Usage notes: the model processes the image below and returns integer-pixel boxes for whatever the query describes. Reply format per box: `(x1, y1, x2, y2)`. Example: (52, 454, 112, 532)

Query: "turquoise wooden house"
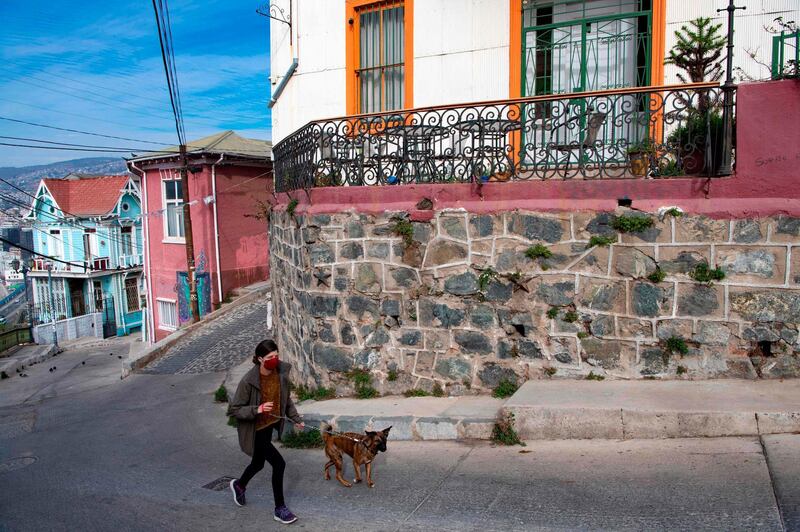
(25, 174, 144, 338)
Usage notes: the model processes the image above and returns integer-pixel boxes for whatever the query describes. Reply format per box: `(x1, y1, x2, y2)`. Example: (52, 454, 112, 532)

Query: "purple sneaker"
(230, 479, 246, 507)
(274, 505, 298, 524)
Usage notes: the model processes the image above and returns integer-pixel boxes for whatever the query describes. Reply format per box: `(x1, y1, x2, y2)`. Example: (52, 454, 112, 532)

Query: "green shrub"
(690, 262, 725, 284)
(404, 388, 430, 397)
(677, 365, 688, 375)
(432, 382, 446, 397)
(665, 336, 690, 356)
(587, 235, 617, 248)
(563, 311, 579, 323)
(348, 368, 379, 399)
(577, 331, 589, 339)
(477, 267, 498, 291)
(586, 371, 605, 381)
(492, 379, 519, 399)
(355, 385, 379, 399)
(648, 267, 667, 284)
(664, 207, 684, 217)
(392, 219, 414, 247)
(295, 385, 336, 402)
(611, 214, 654, 233)
(492, 412, 525, 446)
(387, 369, 398, 382)
(213, 385, 228, 403)
(525, 244, 553, 261)
(282, 429, 324, 449)
(286, 198, 299, 216)
(546, 307, 559, 319)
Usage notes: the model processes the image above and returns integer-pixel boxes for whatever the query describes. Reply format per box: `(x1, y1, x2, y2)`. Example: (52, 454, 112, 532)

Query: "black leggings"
(239, 426, 285, 508)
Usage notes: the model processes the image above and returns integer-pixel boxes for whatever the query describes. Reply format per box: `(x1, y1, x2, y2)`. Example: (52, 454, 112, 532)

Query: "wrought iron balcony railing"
(273, 82, 733, 192)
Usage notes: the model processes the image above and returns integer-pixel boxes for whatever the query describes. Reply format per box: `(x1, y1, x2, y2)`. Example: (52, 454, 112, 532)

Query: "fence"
(0, 326, 32, 354)
(772, 30, 800, 80)
(273, 82, 733, 191)
(32, 313, 103, 345)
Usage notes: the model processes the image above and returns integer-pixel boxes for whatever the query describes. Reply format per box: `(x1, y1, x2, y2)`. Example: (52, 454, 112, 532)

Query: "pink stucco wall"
(142, 162, 270, 342)
(275, 80, 800, 219)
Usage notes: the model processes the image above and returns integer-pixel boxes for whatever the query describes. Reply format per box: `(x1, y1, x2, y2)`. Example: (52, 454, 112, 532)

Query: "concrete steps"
(0, 344, 58, 378)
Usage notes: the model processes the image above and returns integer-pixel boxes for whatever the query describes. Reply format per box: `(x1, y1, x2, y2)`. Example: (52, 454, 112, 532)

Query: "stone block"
(577, 277, 626, 313)
(344, 219, 365, 239)
(618, 318, 653, 339)
(790, 247, 800, 285)
(638, 347, 669, 376)
(756, 412, 800, 435)
(613, 246, 657, 278)
(423, 239, 468, 268)
(367, 241, 390, 259)
(460, 418, 496, 440)
(493, 238, 529, 272)
(658, 246, 711, 277)
(419, 299, 465, 329)
(484, 281, 513, 303)
(313, 343, 353, 372)
(716, 245, 786, 284)
(656, 319, 693, 340)
(732, 219, 766, 243)
(619, 214, 671, 244)
(589, 314, 615, 337)
(478, 363, 519, 387)
(434, 357, 472, 380)
(425, 330, 451, 351)
(535, 277, 576, 307)
(630, 282, 673, 318)
(354, 263, 382, 294)
(385, 266, 419, 291)
(309, 243, 335, 265)
(575, 211, 617, 240)
(677, 283, 723, 318)
(566, 246, 610, 276)
(317, 321, 337, 343)
(469, 214, 495, 238)
(444, 272, 479, 296)
(340, 323, 356, 345)
(363, 327, 390, 347)
(339, 241, 364, 261)
(729, 288, 800, 322)
(346, 295, 380, 321)
(621, 411, 758, 439)
(581, 339, 635, 371)
(548, 336, 579, 365)
(509, 406, 624, 440)
(381, 299, 401, 317)
(453, 330, 493, 354)
(693, 321, 735, 346)
(413, 351, 436, 376)
(507, 212, 567, 243)
(675, 215, 729, 243)
(770, 216, 800, 243)
(470, 304, 496, 329)
(416, 417, 459, 440)
(309, 294, 340, 317)
(398, 330, 422, 347)
(440, 215, 468, 240)
(354, 348, 381, 369)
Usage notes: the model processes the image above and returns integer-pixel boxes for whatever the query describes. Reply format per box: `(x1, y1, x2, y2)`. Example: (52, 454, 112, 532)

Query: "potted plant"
(626, 139, 655, 176)
(667, 111, 726, 175)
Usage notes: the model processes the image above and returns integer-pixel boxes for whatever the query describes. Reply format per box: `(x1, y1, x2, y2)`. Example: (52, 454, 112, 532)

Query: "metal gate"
(102, 296, 117, 338)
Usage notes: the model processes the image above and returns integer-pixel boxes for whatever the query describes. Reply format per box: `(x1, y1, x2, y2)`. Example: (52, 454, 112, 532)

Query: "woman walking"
(227, 339, 304, 524)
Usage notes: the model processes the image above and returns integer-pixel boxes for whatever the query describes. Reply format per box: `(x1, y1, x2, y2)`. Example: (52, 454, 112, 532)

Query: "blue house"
(25, 174, 144, 338)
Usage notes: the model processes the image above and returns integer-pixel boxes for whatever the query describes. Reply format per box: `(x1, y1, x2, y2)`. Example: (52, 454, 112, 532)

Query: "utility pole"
(47, 263, 58, 349)
(717, 0, 745, 176)
(179, 144, 200, 323)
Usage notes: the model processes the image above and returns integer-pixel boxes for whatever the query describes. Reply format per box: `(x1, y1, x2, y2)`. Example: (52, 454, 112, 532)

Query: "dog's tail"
(321, 422, 332, 443)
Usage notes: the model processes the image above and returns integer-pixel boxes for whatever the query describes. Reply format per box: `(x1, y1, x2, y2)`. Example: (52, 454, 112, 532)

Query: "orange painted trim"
(651, 0, 667, 87)
(509, 0, 522, 99)
(345, 0, 413, 115)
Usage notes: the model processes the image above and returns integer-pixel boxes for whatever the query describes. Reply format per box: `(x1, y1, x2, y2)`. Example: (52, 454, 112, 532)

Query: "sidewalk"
(0, 343, 57, 378)
(225, 356, 800, 441)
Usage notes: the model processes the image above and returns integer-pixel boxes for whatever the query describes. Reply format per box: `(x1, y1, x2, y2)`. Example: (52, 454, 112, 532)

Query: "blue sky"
(0, 0, 271, 166)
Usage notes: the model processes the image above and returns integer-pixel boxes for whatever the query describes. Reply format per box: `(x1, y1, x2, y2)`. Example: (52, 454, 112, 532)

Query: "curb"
(123, 282, 271, 378)
(293, 410, 498, 441)
(0, 344, 58, 378)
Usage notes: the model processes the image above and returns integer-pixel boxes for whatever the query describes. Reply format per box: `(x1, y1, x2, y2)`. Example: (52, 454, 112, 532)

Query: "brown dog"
(322, 423, 391, 488)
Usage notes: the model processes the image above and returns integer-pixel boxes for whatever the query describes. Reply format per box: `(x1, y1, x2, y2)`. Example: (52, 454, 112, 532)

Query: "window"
(163, 180, 184, 239)
(157, 299, 178, 330)
(121, 226, 133, 256)
(48, 230, 63, 259)
(125, 276, 140, 313)
(355, 1, 405, 113)
(83, 229, 98, 261)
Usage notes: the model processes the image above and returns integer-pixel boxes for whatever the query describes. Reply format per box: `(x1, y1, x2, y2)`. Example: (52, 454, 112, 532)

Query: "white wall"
(664, 0, 799, 83)
(269, 1, 799, 141)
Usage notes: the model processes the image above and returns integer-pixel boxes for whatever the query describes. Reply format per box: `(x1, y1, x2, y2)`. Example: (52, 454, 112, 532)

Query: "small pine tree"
(666, 17, 726, 84)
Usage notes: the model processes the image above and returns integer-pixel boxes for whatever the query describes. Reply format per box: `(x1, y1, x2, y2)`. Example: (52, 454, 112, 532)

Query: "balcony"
(32, 257, 111, 274)
(117, 254, 143, 269)
(273, 82, 733, 192)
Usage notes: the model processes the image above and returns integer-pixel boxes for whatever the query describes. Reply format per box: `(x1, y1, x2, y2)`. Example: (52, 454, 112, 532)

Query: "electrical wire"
(0, 236, 96, 270)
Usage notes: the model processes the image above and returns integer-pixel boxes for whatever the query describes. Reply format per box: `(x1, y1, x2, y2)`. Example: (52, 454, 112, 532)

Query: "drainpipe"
(267, 58, 298, 109)
(128, 160, 154, 344)
(211, 154, 224, 305)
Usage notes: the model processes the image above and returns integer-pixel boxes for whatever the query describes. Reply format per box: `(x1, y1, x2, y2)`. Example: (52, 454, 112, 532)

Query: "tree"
(666, 17, 726, 83)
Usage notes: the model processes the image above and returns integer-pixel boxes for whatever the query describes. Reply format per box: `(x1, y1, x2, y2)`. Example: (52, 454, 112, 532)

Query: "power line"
(0, 115, 168, 146)
(0, 135, 170, 154)
(0, 236, 97, 271)
(152, 0, 185, 146)
(0, 142, 134, 153)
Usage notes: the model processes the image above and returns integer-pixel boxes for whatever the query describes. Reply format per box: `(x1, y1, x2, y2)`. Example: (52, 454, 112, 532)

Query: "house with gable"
(25, 174, 144, 340)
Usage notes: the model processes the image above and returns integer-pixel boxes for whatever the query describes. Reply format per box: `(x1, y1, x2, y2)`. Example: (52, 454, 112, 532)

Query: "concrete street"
(1, 338, 798, 531)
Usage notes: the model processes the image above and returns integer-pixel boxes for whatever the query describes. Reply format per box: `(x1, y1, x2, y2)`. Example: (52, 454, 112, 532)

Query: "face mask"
(263, 356, 279, 370)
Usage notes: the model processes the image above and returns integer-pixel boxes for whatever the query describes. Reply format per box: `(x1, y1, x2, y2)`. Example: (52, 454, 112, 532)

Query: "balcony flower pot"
(668, 111, 727, 175)
(626, 140, 655, 177)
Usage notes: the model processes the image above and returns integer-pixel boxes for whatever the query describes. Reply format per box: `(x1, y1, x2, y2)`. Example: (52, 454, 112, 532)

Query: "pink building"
(127, 131, 272, 343)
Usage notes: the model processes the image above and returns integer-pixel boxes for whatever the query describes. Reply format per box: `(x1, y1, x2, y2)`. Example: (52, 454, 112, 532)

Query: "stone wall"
(269, 207, 800, 394)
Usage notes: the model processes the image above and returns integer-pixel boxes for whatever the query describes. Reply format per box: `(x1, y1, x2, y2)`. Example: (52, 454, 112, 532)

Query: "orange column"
(509, 0, 523, 166)
(651, 0, 667, 143)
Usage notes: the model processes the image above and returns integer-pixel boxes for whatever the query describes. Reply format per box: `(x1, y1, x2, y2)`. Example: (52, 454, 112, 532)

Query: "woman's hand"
(257, 402, 274, 414)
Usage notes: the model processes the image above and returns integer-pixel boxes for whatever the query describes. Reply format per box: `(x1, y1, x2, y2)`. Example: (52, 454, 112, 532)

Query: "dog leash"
(265, 413, 367, 446)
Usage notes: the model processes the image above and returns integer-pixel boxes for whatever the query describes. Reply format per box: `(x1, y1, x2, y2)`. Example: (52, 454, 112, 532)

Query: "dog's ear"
(365, 431, 377, 437)
(382, 426, 392, 435)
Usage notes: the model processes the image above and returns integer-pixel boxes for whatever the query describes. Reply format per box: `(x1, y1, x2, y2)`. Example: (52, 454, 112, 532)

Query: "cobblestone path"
(141, 297, 271, 374)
